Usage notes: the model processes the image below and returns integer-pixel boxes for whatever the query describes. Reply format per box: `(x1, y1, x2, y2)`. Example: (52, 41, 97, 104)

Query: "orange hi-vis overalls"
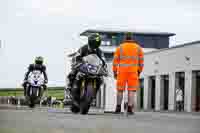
(112, 40, 144, 91)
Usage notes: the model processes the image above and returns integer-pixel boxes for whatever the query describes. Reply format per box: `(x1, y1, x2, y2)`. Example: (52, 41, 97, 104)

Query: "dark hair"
(125, 32, 133, 40)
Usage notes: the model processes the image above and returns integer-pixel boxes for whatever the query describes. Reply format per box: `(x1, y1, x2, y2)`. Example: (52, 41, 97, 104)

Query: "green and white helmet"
(88, 33, 101, 50)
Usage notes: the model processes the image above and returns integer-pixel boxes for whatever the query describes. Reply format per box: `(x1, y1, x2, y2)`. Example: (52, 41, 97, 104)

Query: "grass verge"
(0, 87, 65, 100)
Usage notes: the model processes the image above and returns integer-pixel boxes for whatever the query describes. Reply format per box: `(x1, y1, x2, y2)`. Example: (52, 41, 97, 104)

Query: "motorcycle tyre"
(28, 87, 38, 108)
(80, 99, 91, 115)
(80, 83, 94, 115)
(70, 103, 80, 114)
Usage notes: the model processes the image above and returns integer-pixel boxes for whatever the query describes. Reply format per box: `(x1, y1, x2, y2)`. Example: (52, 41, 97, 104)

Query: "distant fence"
(0, 96, 66, 108)
(0, 87, 73, 107)
(0, 96, 26, 105)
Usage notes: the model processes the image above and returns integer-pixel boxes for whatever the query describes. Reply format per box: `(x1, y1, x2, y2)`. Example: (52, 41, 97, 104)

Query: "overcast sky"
(0, 0, 200, 88)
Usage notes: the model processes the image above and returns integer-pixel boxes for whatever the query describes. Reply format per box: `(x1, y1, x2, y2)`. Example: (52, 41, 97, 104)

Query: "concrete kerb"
(103, 109, 200, 116)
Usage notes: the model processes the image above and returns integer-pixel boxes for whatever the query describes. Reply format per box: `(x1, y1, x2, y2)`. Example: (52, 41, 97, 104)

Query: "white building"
(140, 41, 200, 112)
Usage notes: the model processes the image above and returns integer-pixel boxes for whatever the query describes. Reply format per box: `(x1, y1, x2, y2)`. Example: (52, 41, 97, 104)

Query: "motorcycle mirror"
(67, 52, 77, 57)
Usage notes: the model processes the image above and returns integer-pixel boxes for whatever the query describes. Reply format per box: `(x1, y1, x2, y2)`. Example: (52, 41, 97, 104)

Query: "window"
(101, 41, 106, 46)
(101, 40, 112, 46)
(100, 34, 118, 46)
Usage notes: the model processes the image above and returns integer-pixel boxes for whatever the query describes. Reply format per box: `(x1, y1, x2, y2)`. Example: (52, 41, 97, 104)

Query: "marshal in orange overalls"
(112, 40, 144, 91)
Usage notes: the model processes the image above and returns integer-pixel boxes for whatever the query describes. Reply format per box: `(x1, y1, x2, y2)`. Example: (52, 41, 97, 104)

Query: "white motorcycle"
(25, 70, 45, 108)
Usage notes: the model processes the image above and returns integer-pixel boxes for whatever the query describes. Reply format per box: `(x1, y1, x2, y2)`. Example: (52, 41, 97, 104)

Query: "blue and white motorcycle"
(25, 70, 45, 108)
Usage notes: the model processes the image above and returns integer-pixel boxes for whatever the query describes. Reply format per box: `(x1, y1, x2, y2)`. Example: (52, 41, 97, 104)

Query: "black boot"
(114, 105, 121, 114)
(23, 83, 27, 96)
(127, 105, 134, 115)
(70, 102, 80, 113)
(24, 87, 26, 96)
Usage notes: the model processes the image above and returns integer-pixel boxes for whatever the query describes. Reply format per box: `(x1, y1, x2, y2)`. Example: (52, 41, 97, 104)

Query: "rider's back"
(28, 64, 46, 72)
(78, 44, 102, 57)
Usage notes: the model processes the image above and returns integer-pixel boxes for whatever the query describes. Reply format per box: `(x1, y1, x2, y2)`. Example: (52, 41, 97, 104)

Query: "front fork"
(80, 79, 97, 99)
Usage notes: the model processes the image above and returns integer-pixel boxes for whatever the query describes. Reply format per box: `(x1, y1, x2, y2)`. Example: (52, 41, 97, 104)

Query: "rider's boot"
(127, 105, 134, 115)
(114, 105, 121, 114)
(24, 87, 26, 97)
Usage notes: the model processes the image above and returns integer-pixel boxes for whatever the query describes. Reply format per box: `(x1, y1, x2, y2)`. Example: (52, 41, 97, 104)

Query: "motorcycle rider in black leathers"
(66, 33, 107, 112)
(23, 56, 48, 97)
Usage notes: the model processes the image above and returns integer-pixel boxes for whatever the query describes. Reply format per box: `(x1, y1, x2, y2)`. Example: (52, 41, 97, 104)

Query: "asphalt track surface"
(0, 105, 200, 133)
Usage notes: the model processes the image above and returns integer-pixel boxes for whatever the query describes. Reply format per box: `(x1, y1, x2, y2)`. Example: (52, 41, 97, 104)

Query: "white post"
(191, 72, 197, 112)
(160, 77, 165, 110)
(17, 98, 20, 106)
(169, 72, 176, 111)
(104, 63, 117, 112)
(155, 75, 161, 111)
(144, 76, 151, 110)
(104, 76, 117, 112)
(184, 70, 193, 112)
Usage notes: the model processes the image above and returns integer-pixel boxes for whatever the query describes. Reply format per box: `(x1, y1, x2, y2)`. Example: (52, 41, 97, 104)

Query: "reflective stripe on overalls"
(113, 45, 143, 67)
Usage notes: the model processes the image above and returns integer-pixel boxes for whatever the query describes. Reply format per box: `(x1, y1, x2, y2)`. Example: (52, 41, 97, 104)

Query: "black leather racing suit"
(23, 64, 48, 96)
(67, 44, 106, 102)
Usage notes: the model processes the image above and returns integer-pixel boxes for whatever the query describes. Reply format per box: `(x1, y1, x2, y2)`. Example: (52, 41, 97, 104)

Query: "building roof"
(145, 40, 200, 55)
(80, 29, 175, 37)
(100, 46, 158, 54)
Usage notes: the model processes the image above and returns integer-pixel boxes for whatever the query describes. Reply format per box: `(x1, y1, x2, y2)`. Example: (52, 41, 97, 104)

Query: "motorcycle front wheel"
(80, 81, 95, 115)
(70, 103, 80, 113)
(28, 87, 40, 108)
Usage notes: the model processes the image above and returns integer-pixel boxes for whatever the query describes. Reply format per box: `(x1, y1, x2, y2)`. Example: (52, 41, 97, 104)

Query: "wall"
(140, 42, 200, 77)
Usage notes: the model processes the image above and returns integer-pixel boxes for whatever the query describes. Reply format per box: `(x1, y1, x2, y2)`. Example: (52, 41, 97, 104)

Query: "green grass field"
(0, 87, 65, 100)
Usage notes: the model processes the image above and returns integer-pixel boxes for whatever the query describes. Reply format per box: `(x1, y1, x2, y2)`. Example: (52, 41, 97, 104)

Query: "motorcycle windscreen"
(82, 54, 103, 74)
(82, 54, 103, 66)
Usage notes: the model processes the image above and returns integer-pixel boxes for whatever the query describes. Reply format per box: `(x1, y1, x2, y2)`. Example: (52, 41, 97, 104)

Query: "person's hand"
(103, 63, 108, 68)
(138, 71, 141, 77)
(114, 72, 117, 80)
(22, 80, 27, 85)
(44, 80, 48, 84)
